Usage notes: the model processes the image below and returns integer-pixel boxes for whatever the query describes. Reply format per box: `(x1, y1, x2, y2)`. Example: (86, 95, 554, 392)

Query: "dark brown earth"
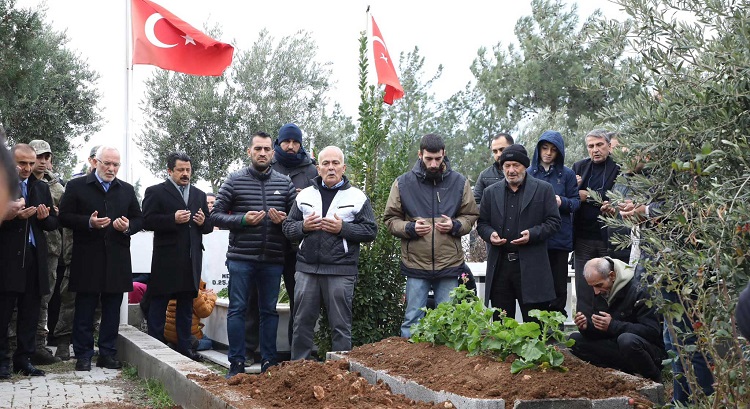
(190, 337, 654, 408)
(349, 337, 651, 401)
(190, 358, 450, 408)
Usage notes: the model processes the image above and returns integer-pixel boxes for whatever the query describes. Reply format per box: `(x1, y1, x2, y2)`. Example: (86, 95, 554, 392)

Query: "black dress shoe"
(31, 347, 62, 365)
(96, 355, 122, 369)
(14, 362, 45, 376)
(0, 364, 10, 379)
(75, 358, 92, 371)
(183, 349, 204, 362)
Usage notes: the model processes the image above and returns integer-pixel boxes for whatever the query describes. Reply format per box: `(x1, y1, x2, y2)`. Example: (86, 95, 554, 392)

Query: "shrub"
(410, 283, 572, 374)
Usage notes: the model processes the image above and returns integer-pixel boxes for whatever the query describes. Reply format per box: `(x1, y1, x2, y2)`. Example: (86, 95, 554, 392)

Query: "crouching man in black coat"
(569, 257, 666, 382)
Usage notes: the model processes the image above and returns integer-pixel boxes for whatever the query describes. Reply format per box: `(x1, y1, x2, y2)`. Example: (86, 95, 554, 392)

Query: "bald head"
(317, 146, 346, 188)
(583, 257, 616, 296)
(583, 258, 612, 280)
(318, 146, 345, 163)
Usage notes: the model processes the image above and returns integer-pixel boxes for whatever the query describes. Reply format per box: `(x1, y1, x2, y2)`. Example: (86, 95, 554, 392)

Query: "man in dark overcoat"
(142, 152, 212, 361)
(58, 146, 143, 371)
(476, 144, 561, 322)
(0, 144, 58, 378)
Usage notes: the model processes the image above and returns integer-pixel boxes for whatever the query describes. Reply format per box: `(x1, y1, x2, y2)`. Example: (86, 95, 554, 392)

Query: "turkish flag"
(131, 0, 234, 76)
(371, 16, 404, 105)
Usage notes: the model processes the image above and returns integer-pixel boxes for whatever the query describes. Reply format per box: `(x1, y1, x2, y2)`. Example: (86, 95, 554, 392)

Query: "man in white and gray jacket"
(282, 146, 377, 360)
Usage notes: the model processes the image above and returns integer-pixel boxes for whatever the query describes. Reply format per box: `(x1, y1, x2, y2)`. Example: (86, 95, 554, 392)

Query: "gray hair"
(583, 257, 612, 280)
(584, 129, 611, 144)
(95, 146, 120, 160)
(318, 146, 345, 164)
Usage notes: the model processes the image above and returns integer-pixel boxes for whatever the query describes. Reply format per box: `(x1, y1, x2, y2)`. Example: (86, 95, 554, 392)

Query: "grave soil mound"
(190, 358, 450, 408)
(190, 337, 653, 408)
(349, 337, 651, 402)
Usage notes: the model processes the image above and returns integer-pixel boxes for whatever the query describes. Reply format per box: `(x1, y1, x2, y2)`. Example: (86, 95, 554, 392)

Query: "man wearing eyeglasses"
(473, 133, 514, 205)
(58, 146, 143, 372)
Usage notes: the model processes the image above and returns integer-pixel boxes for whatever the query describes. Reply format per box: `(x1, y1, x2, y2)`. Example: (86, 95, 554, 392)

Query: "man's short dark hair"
(419, 133, 445, 153)
(166, 152, 191, 171)
(10, 143, 35, 157)
(250, 131, 272, 147)
(206, 192, 216, 198)
(493, 133, 514, 145)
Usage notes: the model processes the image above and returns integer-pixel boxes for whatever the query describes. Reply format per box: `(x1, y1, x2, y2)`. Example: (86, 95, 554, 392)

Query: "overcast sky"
(15, 0, 627, 192)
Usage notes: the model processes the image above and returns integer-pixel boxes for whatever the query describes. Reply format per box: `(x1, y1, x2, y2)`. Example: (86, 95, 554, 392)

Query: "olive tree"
(0, 0, 102, 174)
(594, 0, 750, 405)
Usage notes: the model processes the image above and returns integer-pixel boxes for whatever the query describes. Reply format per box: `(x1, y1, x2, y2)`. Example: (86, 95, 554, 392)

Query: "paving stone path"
(0, 361, 131, 409)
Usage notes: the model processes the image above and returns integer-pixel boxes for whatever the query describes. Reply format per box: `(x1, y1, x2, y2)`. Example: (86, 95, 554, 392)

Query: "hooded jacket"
(528, 131, 580, 251)
(580, 257, 663, 347)
(384, 158, 479, 279)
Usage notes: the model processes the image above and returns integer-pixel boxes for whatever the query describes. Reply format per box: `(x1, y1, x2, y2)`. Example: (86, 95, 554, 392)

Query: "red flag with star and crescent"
(371, 16, 404, 104)
(131, 0, 234, 76)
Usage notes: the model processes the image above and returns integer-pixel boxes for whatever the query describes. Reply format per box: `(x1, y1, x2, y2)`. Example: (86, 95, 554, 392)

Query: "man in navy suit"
(142, 152, 212, 361)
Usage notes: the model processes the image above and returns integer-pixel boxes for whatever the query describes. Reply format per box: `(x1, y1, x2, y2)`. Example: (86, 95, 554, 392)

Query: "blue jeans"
(401, 277, 456, 338)
(196, 336, 213, 351)
(662, 290, 714, 404)
(663, 321, 714, 404)
(226, 260, 282, 365)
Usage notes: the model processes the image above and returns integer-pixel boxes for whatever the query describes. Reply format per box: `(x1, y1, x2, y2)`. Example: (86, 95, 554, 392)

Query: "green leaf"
(511, 359, 535, 374)
(515, 322, 541, 338)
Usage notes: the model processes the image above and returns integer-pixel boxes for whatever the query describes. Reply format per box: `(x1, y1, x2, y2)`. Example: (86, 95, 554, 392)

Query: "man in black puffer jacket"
(245, 123, 318, 358)
(210, 132, 296, 378)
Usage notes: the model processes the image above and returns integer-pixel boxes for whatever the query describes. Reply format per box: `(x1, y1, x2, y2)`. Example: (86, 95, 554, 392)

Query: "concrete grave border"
(327, 351, 664, 409)
(117, 324, 237, 409)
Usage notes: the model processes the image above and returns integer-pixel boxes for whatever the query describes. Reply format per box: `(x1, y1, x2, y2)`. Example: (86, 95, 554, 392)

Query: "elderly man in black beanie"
(476, 144, 561, 322)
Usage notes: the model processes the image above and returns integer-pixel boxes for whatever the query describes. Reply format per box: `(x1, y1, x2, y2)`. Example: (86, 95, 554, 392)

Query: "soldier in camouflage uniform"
(27, 140, 65, 365)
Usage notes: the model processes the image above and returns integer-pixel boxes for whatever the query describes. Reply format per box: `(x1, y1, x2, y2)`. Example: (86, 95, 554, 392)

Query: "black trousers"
(573, 238, 609, 317)
(148, 292, 194, 353)
(569, 332, 665, 381)
(547, 249, 570, 317)
(72, 291, 122, 360)
(0, 246, 41, 367)
(490, 256, 548, 323)
(245, 251, 296, 354)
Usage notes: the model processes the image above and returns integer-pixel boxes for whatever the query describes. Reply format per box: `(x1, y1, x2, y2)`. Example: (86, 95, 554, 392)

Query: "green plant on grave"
(410, 283, 573, 374)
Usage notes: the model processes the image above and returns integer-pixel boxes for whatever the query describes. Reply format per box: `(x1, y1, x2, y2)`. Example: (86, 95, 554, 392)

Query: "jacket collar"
(311, 175, 351, 191)
(247, 165, 272, 181)
(86, 171, 120, 192)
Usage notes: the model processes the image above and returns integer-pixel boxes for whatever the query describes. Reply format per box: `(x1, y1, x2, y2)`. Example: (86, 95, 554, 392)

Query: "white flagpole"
(121, 0, 133, 325)
(124, 0, 133, 184)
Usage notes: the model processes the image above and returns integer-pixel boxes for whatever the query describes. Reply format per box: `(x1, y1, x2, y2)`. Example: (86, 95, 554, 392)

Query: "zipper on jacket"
(260, 179, 268, 257)
(431, 179, 436, 274)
